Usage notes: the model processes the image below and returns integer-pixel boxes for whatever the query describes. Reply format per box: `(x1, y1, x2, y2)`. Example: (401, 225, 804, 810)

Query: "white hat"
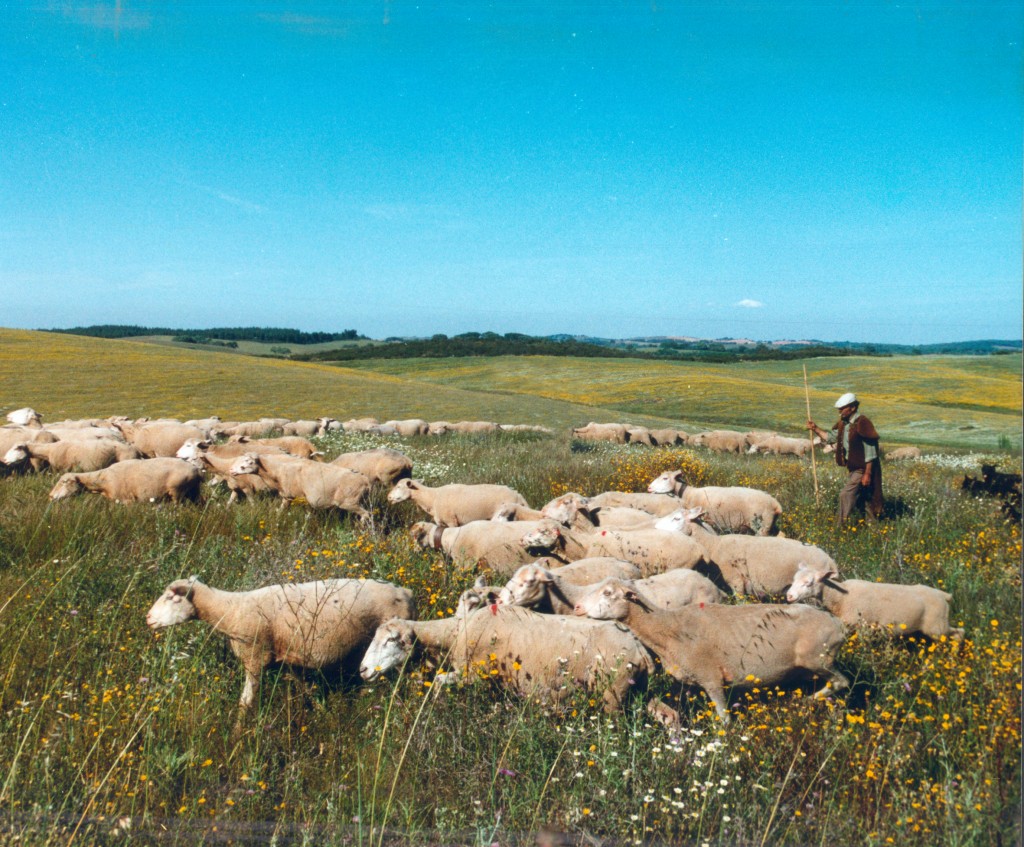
(835, 392, 858, 408)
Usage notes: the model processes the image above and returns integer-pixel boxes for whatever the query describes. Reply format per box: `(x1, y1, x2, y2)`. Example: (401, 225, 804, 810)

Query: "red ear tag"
(699, 602, 705, 609)
(489, 603, 499, 615)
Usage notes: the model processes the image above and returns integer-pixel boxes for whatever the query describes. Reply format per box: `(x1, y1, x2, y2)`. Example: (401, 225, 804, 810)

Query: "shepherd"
(808, 392, 884, 525)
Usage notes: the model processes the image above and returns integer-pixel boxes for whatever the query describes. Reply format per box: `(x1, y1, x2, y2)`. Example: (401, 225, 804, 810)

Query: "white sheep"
(573, 578, 850, 723)
(146, 576, 415, 714)
(647, 470, 782, 535)
(586, 490, 684, 517)
(358, 606, 653, 713)
(785, 565, 965, 640)
(229, 453, 372, 518)
(182, 449, 274, 503)
(688, 430, 748, 453)
(113, 421, 207, 458)
(491, 502, 547, 521)
(5, 407, 42, 426)
(382, 418, 430, 437)
(410, 519, 566, 576)
(48, 458, 202, 503)
(541, 492, 659, 531)
(388, 479, 530, 527)
(3, 438, 141, 473)
(746, 435, 813, 457)
(885, 446, 923, 460)
(227, 435, 321, 459)
(330, 448, 413, 487)
(656, 507, 840, 597)
(500, 563, 721, 615)
(570, 422, 630, 444)
(454, 576, 504, 617)
(551, 526, 706, 576)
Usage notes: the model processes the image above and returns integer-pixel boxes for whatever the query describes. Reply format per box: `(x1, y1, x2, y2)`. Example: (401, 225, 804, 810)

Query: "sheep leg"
(239, 672, 260, 711)
(697, 678, 730, 723)
(811, 669, 850, 699)
(646, 697, 681, 728)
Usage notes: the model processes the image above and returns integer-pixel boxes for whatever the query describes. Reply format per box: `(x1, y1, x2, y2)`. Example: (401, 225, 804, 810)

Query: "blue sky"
(2, 2, 1021, 344)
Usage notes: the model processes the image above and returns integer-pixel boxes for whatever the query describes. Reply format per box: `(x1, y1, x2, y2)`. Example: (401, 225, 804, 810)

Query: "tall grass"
(0, 430, 1019, 845)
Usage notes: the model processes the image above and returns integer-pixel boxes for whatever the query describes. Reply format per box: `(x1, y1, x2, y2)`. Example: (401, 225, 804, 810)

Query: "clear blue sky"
(3, 2, 1021, 344)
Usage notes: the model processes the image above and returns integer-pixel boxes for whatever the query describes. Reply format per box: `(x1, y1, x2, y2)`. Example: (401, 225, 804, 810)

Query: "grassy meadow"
(0, 329, 1020, 845)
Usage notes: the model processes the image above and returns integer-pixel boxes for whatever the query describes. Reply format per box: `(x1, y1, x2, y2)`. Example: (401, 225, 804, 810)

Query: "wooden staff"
(803, 365, 819, 502)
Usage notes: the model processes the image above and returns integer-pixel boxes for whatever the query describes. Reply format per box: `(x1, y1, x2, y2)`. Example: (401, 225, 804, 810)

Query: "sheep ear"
(822, 569, 840, 582)
(473, 575, 488, 589)
(537, 569, 554, 583)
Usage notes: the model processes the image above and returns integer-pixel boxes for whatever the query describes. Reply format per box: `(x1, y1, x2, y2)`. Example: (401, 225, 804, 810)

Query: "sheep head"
(146, 577, 200, 631)
(785, 566, 840, 604)
(49, 474, 85, 500)
(387, 478, 418, 504)
(359, 619, 415, 680)
(573, 579, 644, 620)
(647, 469, 686, 495)
(499, 564, 555, 607)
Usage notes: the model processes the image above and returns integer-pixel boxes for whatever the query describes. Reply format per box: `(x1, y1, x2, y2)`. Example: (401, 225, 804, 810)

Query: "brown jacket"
(833, 413, 883, 516)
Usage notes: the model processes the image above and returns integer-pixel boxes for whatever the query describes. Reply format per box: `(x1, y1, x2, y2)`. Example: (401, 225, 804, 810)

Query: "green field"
(0, 327, 1020, 844)
(2, 329, 1021, 450)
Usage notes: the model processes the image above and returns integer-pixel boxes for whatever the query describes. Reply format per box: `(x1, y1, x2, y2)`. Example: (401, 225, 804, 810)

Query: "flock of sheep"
(3, 406, 952, 729)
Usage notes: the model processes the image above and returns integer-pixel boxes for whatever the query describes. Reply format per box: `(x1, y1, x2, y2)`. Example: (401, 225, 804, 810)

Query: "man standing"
(808, 392, 883, 524)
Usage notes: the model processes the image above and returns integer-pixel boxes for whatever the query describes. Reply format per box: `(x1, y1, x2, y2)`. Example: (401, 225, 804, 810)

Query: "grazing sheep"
(388, 479, 530, 527)
(661, 507, 840, 597)
(410, 519, 567, 575)
(229, 453, 372, 518)
(183, 450, 276, 503)
(747, 435, 813, 458)
(176, 438, 289, 462)
(5, 407, 41, 427)
(455, 576, 504, 617)
(541, 492, 658, 531)
(517, 524, 592, 563)
(500, 563, 721, 616)
(556, 526, 707, 576)
(649, 428, 689, 446)
(219, 420, 282, 438)
(491, 502, 547, 521)
(573, 579, 850, 723)
(647, 470, 782, 535)
(447, 420, 500, 434)
(688, 430, 748, 454)
(146, 576, 415, 714)
(48, 458, 202, 504)
(586, 490, 684, 517)
(358, 606, 653, 713)
(228, 435, 321, 459)
(281, 418, 335, 437)
(342, 417, 381, 432)
(3, 438, 141, 473)
(570, 422, 629, 444)
(885, 446, 923, 460)
(785, 566, 964, 640)
(382, 419, 430, 437)
(625, 426, 655, 446)
(330, 448, 413, 487)
(0, 426, 59, 459)
(113, 421, 207, 458)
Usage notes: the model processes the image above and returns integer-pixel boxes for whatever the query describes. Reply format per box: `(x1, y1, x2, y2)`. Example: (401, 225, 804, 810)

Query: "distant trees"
(49, 326, 366, 344)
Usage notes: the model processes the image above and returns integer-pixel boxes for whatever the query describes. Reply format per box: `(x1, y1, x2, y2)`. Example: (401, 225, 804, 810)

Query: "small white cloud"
(736, 299, 765, 308)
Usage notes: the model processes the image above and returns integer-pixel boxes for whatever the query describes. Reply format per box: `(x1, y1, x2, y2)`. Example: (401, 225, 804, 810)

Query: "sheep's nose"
(572, 604, 586, 616)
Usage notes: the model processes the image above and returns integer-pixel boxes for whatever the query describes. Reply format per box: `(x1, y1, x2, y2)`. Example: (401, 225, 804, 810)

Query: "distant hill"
(44, 325, 1021, 362)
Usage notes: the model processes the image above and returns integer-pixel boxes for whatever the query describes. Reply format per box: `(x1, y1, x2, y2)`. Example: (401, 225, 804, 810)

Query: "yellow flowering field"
(0, 331, 1018, 845)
